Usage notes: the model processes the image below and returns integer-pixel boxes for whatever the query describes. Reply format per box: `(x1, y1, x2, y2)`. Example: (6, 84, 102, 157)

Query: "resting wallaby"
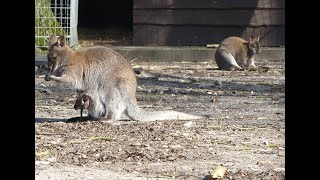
(214, 36, 261, 71)
(45, 34, 204, 121)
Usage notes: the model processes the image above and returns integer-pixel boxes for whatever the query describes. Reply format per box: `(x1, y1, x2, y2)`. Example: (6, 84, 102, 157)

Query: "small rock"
(47, 157, 56, 162)
(271, 95, 280, 101)
(214, 80, 223, 86)
(67, 98, 76, 103)
(257, 160, 271, 165)
(258, 66, 270, 72)
(49, 99, 57, 103)
(139, 70, 158, 79)
(178, 79, 188, 83)
(42, 89, 53, 95)
(147, 89, 161, 94)
(261, 139, 269, 146)
(191, 78, 199, 83)
(95, 154, 100, 158)
(178, 88, 190, 94)
(198, 84, 211, 89)
(241, 141, 251, 144)
(273, 167, 285, 172)
(248, 67, 259, 71)
(207, 91, 213, 95)
(153, 89, 161, 94)
(169, 144, 184, 149)
(166, 87, 178, 94)
(167, 156, 175, 161)
(184, 121, 194, 128)
(40, 83, 46, 88)
(56, 97, 65, 102)
(35, 161, 50, 165)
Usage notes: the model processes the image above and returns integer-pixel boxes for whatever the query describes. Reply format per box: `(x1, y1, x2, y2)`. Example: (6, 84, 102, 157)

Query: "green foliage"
(35, 0, 67, 47)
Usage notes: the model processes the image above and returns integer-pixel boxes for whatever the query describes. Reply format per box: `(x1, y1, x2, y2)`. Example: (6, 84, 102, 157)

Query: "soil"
(77, 27, 133, 47)
(35, 56, 285, 179)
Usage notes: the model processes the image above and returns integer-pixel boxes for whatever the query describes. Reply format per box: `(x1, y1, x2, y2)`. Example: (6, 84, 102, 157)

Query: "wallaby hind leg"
(105, 97, 126, 121)
(86, 97, 107, 119)
(216, 49, 242, 71)
(106, 107, 123, 121)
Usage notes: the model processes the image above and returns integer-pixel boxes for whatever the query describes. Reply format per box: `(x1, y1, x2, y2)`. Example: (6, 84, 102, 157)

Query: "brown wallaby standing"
(46, 34, 204, 121)
(214, 36, 261, 71)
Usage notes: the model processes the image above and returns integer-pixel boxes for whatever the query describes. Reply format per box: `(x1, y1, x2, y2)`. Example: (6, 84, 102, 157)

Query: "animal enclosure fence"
(35, 0, 78, 49)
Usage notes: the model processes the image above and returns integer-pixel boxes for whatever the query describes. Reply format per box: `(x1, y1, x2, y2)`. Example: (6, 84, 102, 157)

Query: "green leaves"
(35, 0, 67, 47)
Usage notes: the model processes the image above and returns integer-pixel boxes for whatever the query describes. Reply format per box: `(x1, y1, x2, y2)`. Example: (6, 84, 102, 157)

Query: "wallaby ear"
(82, 94, 90, 108)
(249, 36, 260, 43)
(249, 36, 253, 43)
(256, 36, 260, 42)
(82, 94, 88, 102)
(83, 98, 90, 108)
(49, 34, 57, 46)
(57, 36, 66, 47)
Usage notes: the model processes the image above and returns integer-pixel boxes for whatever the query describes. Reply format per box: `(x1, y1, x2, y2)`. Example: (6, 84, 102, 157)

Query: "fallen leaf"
(36, 150, 50, 157)
(210, 165, 226, 179)
(89, 136, 113, 141)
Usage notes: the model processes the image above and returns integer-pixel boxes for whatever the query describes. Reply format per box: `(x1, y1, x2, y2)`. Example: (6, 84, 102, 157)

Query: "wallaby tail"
(126, 105, 205, 122)
(215, 48, 242, 70)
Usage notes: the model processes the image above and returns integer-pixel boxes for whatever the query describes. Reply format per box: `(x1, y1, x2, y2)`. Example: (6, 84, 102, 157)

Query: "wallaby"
(214, 36, 261, 71)
(73, 90, 106, 120)
(45, 34, 205, 121)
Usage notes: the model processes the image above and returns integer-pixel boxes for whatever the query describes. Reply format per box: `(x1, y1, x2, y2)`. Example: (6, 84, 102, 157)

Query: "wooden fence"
(133, 0, 285, 46)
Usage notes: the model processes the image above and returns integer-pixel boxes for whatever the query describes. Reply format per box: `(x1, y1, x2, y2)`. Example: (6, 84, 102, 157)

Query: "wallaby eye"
(48, 54, 57, 61)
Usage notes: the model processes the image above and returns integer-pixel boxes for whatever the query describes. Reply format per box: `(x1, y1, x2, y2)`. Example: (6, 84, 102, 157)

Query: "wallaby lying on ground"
(45, 34, 205, 121)
(214, 36, 261, 71)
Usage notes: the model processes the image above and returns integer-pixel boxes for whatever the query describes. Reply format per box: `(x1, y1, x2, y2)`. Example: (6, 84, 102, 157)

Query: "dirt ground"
(35, 53, 285, 179)
(35, 27, 285, 179)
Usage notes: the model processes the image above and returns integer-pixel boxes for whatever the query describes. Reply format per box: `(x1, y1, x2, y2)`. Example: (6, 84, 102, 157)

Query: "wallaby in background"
(214, 36, 261, 71)
(45, 34, 205, 121)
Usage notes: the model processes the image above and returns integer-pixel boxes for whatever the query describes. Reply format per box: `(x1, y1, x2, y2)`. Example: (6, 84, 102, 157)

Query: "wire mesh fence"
(35, 0, 78, 49)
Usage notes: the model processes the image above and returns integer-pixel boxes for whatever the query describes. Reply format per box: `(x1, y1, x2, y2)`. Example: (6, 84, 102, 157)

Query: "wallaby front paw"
(44, 75, 51, 81)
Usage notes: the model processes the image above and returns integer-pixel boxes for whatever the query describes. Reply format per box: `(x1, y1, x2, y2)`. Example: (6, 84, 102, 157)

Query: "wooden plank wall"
(133, 0, 285, 46)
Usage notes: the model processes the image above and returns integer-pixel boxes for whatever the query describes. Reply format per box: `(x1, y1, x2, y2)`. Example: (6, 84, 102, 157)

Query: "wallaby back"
(215, 36, 261, 71)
